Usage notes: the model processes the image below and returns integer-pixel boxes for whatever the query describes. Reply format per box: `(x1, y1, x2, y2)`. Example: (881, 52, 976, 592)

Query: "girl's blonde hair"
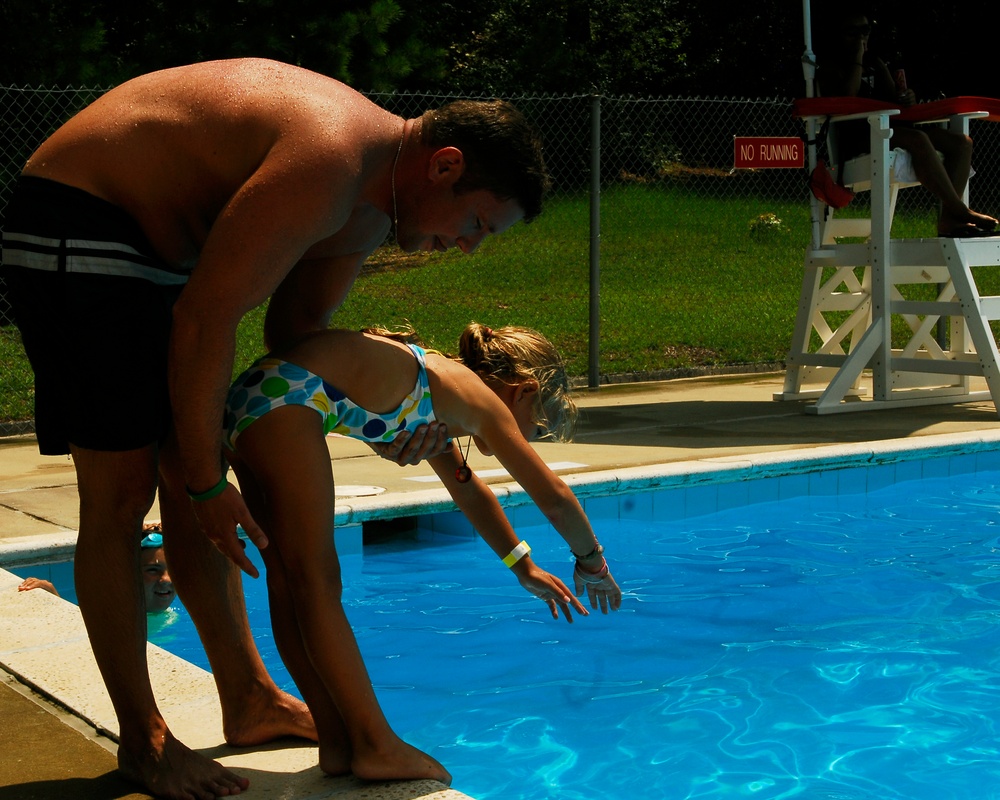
(362, 322, 577, 442)
(458, 322, 577, 442)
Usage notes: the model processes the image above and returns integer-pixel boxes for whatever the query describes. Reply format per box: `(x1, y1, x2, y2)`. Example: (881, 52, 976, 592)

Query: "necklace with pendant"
(456, 436, 473, 483)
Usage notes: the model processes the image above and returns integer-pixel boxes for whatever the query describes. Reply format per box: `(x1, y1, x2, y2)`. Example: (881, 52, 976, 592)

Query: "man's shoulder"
(131, 58, 369, 109)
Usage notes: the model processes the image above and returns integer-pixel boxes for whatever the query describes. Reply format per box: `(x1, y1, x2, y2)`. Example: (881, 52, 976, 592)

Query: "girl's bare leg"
(235, 408, 452, 785)
(228, 454, 353, 775)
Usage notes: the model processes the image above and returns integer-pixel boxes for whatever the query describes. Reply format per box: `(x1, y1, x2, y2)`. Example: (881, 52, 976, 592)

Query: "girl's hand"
(574, 565, 623, 614)
(516, 565, 589, 623)
(18, 577, 58, 596)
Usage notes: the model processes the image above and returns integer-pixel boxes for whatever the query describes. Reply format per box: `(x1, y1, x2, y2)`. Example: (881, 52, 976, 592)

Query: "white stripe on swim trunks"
(2, 232, 189, 286)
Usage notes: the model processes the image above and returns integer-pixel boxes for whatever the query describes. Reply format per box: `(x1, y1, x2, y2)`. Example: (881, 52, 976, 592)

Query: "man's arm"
(264, 253, 367, 351)
(265, 251, 451, 463)
(168, 290, 267, 575)
(168, 155, 362, 573)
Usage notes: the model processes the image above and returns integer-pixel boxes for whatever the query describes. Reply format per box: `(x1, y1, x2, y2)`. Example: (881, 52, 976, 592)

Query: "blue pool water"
(19, 462, 1000, 799)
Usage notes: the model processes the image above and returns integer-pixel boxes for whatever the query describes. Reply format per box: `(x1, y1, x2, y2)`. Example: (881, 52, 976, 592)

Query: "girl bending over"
(223, 322, 621, 786)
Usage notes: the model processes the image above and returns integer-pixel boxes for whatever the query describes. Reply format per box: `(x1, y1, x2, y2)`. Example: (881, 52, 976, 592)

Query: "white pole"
(801, 0, 823, 250)
(802, 0, 815, 98)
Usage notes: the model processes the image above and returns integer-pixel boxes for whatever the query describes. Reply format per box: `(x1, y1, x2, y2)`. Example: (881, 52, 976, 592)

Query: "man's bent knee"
(72, 444, 160, 523)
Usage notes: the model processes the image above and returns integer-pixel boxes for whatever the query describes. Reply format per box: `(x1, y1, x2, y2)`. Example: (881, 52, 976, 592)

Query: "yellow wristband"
(502, 540, 531, 568)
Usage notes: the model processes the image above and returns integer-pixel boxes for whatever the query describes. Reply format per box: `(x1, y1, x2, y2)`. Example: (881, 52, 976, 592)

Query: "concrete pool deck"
(2, 369, 1000, 799)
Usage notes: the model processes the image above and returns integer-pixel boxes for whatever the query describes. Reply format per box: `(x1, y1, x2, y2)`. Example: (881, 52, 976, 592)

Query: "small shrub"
(748, 212, 784, 239)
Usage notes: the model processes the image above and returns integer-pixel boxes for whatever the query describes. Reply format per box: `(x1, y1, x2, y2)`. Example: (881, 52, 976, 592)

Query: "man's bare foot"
(352, 739, 452, 786)
(223, 688, 318, 747)
(118, 728, 249, 799)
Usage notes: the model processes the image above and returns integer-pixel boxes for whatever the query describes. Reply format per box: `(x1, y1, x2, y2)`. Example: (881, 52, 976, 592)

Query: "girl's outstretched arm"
(474, 416, 623, 613)
(428, 360, 622, 612)
(429, 450, 587, 623)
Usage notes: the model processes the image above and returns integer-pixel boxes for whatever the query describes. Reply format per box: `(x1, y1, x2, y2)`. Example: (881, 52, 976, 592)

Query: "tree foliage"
(427, 0, 690, 95)
(0, 0, 446, 89)
(0, 0, 993, 100)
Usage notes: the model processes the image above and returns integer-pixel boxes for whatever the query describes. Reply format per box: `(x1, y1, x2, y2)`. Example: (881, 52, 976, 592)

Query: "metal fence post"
(588, 93, 601, 389)
(5, 88, 999, 431)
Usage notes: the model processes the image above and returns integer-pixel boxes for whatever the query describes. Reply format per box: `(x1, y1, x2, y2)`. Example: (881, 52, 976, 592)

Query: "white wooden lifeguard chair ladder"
(774, 1, 1000, 416)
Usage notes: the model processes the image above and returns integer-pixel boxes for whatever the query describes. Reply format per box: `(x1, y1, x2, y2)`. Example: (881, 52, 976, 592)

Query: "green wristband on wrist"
(186, 475, 229, 502)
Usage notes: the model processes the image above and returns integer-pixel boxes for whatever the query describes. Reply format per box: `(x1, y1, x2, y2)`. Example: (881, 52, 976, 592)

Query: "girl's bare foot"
(318, 741, 353, 777)
(352, 739, 452, 786)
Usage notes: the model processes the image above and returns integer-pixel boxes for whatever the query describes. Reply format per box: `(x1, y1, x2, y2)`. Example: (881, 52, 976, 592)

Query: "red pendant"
(456, 465, 472, 483)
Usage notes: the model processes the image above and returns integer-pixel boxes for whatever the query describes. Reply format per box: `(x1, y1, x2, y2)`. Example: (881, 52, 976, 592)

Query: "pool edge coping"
(5, 427, 1000, 566)
(5, 426, 1000, 800)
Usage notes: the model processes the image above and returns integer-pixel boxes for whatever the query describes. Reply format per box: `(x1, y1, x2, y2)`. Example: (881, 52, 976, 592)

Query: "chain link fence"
(3, 86, 999, 434)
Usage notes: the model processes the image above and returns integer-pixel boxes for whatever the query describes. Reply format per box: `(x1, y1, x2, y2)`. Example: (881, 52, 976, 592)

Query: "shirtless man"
(2, 58, 548, 799)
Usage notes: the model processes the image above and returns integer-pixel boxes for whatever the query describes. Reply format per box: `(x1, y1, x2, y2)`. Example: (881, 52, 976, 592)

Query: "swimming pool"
(15, 441, 1000, 799)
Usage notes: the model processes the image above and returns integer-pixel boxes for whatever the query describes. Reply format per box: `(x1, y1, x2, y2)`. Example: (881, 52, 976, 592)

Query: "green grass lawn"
(1, 182, 985, 426)
(323, 185, 812, 377)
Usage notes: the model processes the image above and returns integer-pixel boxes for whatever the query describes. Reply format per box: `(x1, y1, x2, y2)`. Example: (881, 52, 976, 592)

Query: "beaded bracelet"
(186, 475, 229, 502)
(574, 558, 610, 584)
(572, 542, 604, 561)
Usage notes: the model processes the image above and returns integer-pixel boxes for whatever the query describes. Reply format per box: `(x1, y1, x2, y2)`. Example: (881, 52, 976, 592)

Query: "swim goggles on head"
(140, 531, 163, 549)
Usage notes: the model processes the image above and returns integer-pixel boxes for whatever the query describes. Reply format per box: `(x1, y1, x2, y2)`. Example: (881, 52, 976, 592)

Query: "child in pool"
(223, 322, 622, 786)
(19, 522, 176, 614)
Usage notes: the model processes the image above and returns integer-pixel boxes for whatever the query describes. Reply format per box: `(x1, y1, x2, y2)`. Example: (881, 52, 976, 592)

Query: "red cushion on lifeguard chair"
(896, 96, 1000, 123)
(792, 96, 897, 118)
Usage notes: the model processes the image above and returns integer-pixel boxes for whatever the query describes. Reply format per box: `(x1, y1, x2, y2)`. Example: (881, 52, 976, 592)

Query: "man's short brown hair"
(422, 100, 551, 222)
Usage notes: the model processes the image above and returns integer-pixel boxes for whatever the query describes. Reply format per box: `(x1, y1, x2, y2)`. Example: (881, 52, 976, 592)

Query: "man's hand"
(368, 422, 451, 466)
(190, 483, 268, 578)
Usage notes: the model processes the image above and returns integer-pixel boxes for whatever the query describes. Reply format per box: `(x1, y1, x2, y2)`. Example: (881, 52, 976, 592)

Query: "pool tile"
(976, 450, 1000, 472)
(335, 523, 363, 555)
(836, 466, 868, 498)
(583, 494, 620, 521)
(865, 464, 896, 493)
(651, 488, 686, 522)
(947, 452, 979, 478)
(717, 478, 751, 511)
(507, 502, 548, 529)
(684, 483, 719, 518)
(426, 510, 476, 537)
(919, 455, 951, 481)
(619, 490, 654, 520)
(893, 459, 923, 485)
(777, 472, 810, 500)
(808, 469, 840, 497)
(747, 476, 781, 505)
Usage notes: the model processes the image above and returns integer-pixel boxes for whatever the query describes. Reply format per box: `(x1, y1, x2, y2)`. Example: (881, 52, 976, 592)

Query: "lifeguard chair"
(774, 1, 1000, 415)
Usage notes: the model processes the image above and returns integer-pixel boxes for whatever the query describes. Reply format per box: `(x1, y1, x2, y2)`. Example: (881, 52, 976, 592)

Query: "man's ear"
(427, 146, 466, 184)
